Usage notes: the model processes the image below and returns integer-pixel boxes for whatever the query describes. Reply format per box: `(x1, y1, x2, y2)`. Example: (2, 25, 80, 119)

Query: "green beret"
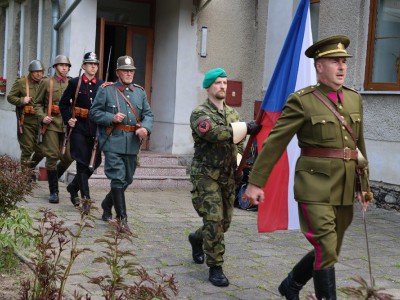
(305, 35, 352, 59)
(203, 68, 227, 88)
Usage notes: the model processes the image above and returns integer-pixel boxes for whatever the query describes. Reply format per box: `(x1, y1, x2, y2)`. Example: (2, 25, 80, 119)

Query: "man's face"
(207, 77, 228, 100)
(83, 63, 99, 77)
(315, 57, 347, 90)
(30, 70, 44, 82)
(54, 63, 70, 77)
(116, 69, 134, 85)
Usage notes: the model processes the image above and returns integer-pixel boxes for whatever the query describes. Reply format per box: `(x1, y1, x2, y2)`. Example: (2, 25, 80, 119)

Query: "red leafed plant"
(0, 77, 6, 85)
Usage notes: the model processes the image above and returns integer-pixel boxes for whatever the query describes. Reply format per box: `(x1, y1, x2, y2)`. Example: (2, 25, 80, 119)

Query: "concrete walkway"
(21, 181, 400, 299)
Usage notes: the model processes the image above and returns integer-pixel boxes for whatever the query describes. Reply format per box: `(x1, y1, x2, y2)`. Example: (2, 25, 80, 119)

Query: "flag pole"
(236, 108, 264, 177)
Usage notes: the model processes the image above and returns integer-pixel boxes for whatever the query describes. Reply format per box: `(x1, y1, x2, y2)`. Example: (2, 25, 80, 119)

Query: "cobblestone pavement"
(20, 181, 400, 299)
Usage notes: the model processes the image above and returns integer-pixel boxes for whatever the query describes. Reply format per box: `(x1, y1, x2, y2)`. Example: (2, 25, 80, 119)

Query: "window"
(365, 0, 400, 91)
(310, 0, 320, 42)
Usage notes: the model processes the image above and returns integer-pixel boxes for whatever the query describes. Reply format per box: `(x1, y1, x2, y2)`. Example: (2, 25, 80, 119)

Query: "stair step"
(94, 164, 187, 176)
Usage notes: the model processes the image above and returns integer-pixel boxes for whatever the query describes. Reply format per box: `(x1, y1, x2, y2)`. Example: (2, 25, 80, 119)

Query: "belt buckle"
(343, 147, 351, 161)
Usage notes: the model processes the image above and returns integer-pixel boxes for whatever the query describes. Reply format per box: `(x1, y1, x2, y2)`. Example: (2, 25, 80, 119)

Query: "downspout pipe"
(50, 0, 59, 75)
(37, 0, 43, 60)
(54, 0, 82, 30)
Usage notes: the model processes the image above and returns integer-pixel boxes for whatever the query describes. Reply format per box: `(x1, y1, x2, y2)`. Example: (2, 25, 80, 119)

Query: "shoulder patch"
(342, 85, 359, 94)
(295, 85, 315, 97)
(101, 82, 115, 88)
(133, 83, 144, 91)
(197, 119, 211, 133)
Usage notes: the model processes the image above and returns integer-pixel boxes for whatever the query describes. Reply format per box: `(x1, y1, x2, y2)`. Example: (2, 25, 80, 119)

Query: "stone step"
(94, 164, 187, 176)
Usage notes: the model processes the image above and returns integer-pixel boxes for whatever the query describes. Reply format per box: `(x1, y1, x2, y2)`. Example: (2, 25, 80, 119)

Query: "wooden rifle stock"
(235, 108, 264, 177)
(16, 107, 23, 135)
(88, 137, 99, 172)
(41, 77, 54, 135)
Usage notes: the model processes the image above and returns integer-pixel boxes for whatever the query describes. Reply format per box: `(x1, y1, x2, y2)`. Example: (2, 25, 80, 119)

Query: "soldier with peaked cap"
(59, 52, 104, 211)
(7, 60, 45, 180)
(34, 54, 77, 204)
(246, 35, 371, 299)
(90, 55, 153, 232)
(188, 68, 261, 287)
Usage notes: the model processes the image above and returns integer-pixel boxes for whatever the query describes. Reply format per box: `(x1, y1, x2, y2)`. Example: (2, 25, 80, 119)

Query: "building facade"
(0, 0, 399, 197)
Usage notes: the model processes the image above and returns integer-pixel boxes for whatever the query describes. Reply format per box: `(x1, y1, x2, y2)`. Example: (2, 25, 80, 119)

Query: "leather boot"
(56, 163, 69, 179)
(111, 187, 130, 233)
(47, 170, 59, 204)
(101, 191, 113, 221)
(313, 268, 336, 300)
(67, 176, 80, 206)
(77, 173, 91, 214)
(188, 233, 204, 264)
(279, 251, 314, 299)
(209, 266, 229, 287)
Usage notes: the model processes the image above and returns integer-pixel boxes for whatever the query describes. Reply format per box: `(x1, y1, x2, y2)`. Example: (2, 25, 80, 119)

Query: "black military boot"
(66, 176, 80, 206)
(313, 268, 336, 300)
(209, 266, 229, 287)
(279, 251, 314, 299)
(47, 170, 59, 204)
(188, 233, 204, 264)
(111, 187, 130, 233)
(77, 173, 91, 214)
(101, 191, 113, 221)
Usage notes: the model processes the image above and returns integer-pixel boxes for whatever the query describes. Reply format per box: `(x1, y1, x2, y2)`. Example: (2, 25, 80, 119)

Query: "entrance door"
(96, 18, 154, 149)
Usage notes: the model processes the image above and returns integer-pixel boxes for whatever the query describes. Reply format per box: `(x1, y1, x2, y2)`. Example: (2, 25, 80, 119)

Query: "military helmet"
(52, 55, 71, 67)
(82, 52, 100, 64)
(116, 56, 136, 70)
(28, 60, 45, 72)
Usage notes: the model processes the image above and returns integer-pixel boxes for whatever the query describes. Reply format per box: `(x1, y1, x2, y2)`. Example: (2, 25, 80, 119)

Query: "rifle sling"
(312, 90, 357, 144)
(41, 77, 54, 135)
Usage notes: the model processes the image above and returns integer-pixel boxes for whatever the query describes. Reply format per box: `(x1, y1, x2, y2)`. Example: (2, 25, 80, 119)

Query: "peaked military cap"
(83, 52, 100, 64)
(116, 56, 136, 70)
(305, 35, 352, 59)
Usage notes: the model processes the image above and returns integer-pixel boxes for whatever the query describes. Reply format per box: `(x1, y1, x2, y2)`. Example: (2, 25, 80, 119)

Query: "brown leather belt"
(114, 124, 137, 132)
(301, 148, 358, 161)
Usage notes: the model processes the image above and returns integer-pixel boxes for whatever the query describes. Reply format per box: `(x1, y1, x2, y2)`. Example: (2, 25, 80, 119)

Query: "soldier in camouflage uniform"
(188, 68, 261, 287)
(7, 60, 45, 179)
(90, 55, 153, 232)
(34, 55, 78, 204)
(246, 36, 371, 299)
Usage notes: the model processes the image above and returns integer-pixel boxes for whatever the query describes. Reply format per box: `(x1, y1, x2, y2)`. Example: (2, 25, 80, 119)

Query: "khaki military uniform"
(34, 76, 73, 170)
(190, 99, 244, 267)
(7, 74, 44, 167)
(249, 82, 368, 269)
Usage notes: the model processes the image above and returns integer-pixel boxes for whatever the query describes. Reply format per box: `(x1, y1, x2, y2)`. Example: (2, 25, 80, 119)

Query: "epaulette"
(295, 85, 316, 97)
(101, 82, 115, 88)
(342, 85, 359, 94)
(133, 83, 144, 91)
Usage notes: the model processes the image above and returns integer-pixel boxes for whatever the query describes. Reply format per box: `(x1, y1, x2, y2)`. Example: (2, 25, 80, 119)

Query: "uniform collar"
(55, 75, 67, 83)
(316, 81, 343, 104)
(115, 80, 134, 92)
(82, 74, 97, 84)
(206, 98, 225, 113)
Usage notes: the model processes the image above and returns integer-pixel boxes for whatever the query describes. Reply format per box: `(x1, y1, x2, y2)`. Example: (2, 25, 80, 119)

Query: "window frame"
(364, 0, 400, 91)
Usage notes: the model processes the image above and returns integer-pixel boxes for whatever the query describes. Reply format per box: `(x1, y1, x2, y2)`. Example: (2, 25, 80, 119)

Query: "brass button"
(322, 120, 326, 124)
(310, 169, 314, 173)
(344, 136, 348, 141)
(338, 105, 343, 110)
(341, 115, 344, 119)
(358, 118, 361, 121)
(342, 126, 345, 130)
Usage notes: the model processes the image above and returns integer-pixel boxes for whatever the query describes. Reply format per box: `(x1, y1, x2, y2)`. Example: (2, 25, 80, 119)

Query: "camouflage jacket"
(190, 99, 244, 180)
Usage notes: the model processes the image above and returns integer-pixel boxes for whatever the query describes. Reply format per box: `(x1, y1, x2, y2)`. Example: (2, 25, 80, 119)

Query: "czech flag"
(256, 0, 316, 232)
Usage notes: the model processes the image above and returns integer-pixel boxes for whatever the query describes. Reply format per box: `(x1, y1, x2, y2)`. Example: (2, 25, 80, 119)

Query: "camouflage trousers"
(191, 174, 235, 267)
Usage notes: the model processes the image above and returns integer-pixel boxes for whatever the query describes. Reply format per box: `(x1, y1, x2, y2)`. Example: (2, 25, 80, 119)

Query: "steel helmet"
(116, 56, 136, 70)
(82, 52, 100, 64)
(28, 60, 45, 72)
(52, 55, 71, 67)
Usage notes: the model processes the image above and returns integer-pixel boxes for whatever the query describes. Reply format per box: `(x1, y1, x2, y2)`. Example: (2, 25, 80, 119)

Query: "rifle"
(41, 77, 54, 136)
(61, 67, 83, 156)
(89, 46, 112, 171)
(16, 107, 23, 135)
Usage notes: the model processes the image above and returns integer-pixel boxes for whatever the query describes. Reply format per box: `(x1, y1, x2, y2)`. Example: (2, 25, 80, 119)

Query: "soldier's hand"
(112, 112, 126, 123)
(136, 127, 148, 140)
(246, 120, 262, 135)
(245, 183, 264, 205)
(43, 116, 53, 124)
(68, 118, 77, 127)
(23, 96, 32, 105)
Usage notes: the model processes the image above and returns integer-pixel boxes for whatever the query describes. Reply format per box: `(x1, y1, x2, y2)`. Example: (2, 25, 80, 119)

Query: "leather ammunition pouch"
(74, 107, 89, 119)
(23, 105, 35, 115)
(51, 105, 60, 114)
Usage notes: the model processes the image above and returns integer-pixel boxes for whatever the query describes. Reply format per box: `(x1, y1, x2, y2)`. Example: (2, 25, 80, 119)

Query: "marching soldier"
(34, 55, 78, 204)
(245, 35, 372, 299)
(7, 60, 45, 179)
(89, 55, 153, 231)
(188, 68, 260, 287)
(60, 52, 103, 210)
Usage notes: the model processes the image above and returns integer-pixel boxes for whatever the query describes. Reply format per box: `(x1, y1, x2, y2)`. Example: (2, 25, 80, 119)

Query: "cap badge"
(125, 57, 131, 65)
(89, 52, 96, 59)
(337, 42, 344, 50)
